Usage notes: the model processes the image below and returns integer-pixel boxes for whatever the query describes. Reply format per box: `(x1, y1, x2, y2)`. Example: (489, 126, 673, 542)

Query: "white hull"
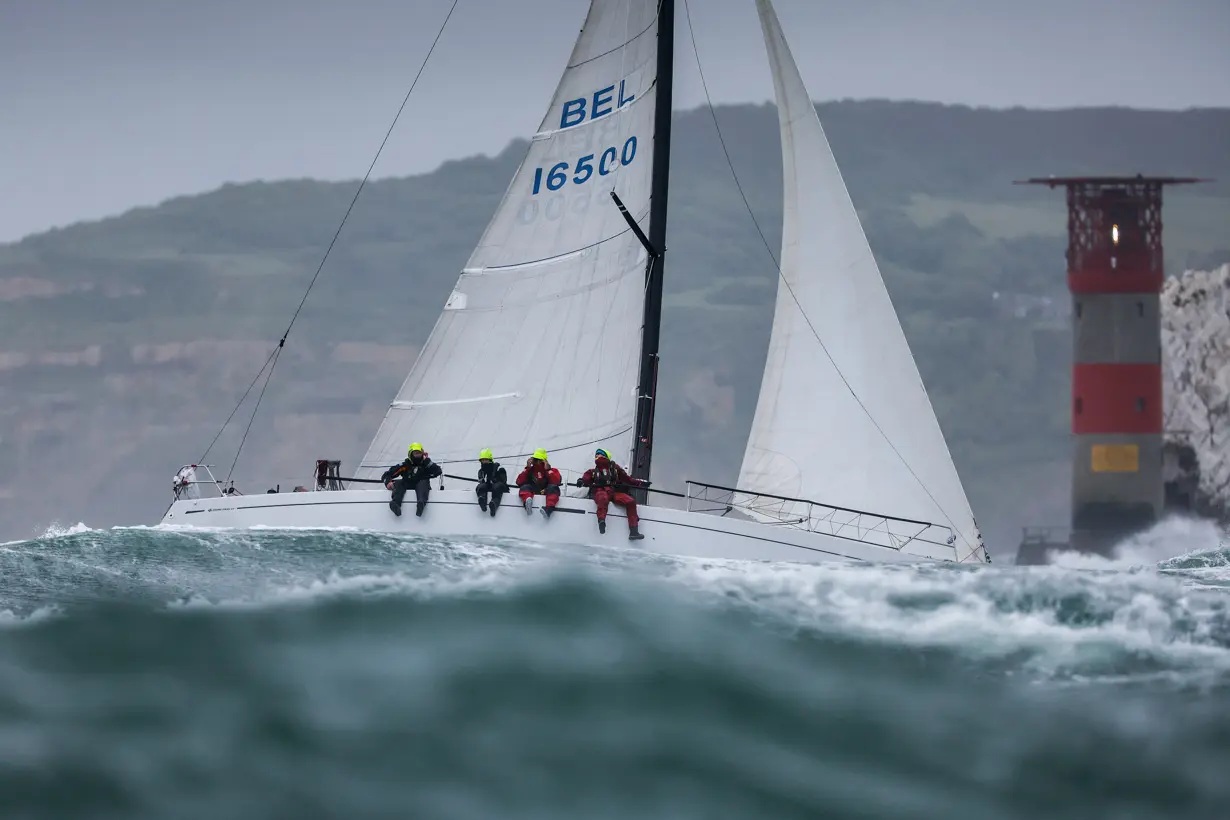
(159, 489, 954, 565)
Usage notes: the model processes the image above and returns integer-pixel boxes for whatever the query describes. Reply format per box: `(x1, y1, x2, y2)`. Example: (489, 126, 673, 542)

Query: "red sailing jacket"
(516, 461, 561, 491)
(579, 460, 643, 492)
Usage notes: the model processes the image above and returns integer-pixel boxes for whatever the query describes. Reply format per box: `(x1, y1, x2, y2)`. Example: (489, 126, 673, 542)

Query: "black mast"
(629, 0, 674, 490)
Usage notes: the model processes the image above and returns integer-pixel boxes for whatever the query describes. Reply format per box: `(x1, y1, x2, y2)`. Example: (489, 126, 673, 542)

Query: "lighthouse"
(1016, 175, 1204, 560)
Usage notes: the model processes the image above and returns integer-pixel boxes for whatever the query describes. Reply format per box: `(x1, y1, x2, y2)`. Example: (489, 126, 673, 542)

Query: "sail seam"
(463, 248, 589, 275)
(567, 15, 657, 69)
(391, 392, 521, 409)
(683, 0, 975, 560)
(468, 206, 650, 274)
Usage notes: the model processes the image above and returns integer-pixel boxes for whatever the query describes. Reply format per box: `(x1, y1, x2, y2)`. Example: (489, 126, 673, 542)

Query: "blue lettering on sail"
(618, 79, 635, 108)
(559, 76, 637, 130)
(530, 136, 639, 195)
(560, 98, 587, 129)
(598, 147, 618, 176)
(591, 85, 615, 119)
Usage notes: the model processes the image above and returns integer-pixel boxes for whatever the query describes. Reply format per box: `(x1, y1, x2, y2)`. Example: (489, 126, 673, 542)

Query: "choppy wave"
(0, 517, 1228, 818)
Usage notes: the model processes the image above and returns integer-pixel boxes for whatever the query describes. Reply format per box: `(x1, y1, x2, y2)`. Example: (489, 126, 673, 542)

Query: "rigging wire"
(227, 345, 283, 483)
(197, 345, 280, 464)
(201, 0, 463, 472)
(679, 0, 985, 561)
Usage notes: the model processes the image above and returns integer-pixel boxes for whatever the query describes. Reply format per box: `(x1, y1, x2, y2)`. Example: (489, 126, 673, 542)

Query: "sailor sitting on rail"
(381, 442, 442, 518)
(576, 448, 646, 540)
(475, 448, 508, 516)
(516, 449, 561, 519)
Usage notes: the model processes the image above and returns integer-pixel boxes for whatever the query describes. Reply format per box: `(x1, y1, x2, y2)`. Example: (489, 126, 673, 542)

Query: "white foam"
(1, 522, 93, 548)
(38, 522, 93, 539)
(165, 561, 540, 613)
(654, 542, 1230, 678)
(0, 605, 62, 629)
(157, 532, 545, 613)
(1046, 515, 1228, 571)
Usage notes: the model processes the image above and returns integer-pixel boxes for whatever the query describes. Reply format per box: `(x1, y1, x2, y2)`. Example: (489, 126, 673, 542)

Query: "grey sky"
(1, 0, 1227, 243)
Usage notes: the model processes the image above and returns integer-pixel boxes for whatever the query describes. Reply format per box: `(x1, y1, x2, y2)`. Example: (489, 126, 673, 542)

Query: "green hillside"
(2, 101, 1228, 552)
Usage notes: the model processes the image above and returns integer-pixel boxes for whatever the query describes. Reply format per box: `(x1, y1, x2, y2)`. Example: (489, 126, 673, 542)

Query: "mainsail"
(739, 0, 985, 560)
(360, 0, 663, 480)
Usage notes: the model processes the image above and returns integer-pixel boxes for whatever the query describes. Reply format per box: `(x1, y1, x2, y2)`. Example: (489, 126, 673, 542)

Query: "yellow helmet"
(479, 448, 494, 460)
(533, 448, 548, 461)
(408, 442, 424, 454)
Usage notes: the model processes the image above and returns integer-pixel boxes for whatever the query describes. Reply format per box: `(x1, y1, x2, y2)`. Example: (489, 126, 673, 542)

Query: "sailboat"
(160, 0, 991, 566)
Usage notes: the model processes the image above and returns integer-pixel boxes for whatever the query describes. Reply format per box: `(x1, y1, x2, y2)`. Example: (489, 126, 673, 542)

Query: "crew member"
(476, 448, 508, 516)
(516, 448, 561, 518)
(576, 448, 646, 540)
(381, 442, 442, 517)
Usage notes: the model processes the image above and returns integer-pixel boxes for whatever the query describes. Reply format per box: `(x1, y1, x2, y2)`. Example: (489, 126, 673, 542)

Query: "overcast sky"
(1, 0, 1227, 242)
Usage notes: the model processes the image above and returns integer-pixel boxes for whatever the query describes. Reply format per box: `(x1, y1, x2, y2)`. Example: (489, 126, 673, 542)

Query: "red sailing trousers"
(518, 484, 560, 508)
(592, 487, 638, 527)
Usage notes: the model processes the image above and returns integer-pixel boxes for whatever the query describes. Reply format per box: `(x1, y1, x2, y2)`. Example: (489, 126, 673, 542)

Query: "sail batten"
(740, 0, 986, 561)
(359, 0, 663, 480)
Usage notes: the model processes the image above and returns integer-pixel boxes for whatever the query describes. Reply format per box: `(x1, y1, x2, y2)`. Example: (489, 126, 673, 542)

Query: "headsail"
(739, 0, 987, 561)
(360, 0, 663, 480)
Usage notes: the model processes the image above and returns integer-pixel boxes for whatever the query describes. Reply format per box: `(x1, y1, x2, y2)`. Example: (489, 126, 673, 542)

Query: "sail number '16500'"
(530, 137, 638, 195)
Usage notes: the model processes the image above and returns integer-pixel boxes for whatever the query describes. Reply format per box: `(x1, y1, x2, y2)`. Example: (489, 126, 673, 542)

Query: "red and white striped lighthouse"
(1020, 175, 1203, 556)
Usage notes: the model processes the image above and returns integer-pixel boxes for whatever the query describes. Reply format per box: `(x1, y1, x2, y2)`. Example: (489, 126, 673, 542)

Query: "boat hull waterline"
(160, 490, 954, 565)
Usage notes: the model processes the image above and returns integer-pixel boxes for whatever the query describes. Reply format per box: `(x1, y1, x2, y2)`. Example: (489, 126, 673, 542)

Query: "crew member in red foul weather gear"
(516, 448, 562, 519)
(576, 448, 646, 540)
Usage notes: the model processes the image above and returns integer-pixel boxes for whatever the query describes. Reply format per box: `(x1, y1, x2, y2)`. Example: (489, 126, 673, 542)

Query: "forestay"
(737, 0, 986, 561)
(360, 0, 662, 481)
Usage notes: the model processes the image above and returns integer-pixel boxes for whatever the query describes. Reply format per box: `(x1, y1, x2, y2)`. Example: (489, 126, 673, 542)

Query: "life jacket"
(589, 463, 619, 488)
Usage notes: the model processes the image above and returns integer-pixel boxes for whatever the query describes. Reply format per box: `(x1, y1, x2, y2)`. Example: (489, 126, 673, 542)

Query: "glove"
(574, 478, 585, 487)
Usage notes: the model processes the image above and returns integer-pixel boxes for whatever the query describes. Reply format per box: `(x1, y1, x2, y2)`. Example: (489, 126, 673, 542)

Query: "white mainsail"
(739, 0, 986, 561)
(359, 0, 661, 480)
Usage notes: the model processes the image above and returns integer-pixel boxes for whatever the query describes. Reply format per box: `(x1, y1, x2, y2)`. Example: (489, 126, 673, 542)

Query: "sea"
(0, 517, 1227, 819)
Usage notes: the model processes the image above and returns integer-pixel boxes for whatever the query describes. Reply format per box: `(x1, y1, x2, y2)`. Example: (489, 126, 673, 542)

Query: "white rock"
(1161, 263, 1230, 518)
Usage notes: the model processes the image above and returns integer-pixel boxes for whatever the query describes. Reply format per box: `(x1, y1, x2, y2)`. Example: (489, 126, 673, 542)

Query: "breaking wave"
(0, 517, 1227, 818)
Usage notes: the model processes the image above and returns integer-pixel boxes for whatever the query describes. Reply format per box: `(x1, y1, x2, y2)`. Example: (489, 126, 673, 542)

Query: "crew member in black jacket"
(381, 442, 442, 517)
(475, 448, 508, 516)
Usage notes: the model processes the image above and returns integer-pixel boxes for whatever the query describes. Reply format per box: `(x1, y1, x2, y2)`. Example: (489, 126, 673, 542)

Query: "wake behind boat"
(158, 0, 991, 566)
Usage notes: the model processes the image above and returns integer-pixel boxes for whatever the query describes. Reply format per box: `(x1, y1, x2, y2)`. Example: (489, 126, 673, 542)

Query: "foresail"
(739, 0, 987, 562)
(360, 0, 661, 481)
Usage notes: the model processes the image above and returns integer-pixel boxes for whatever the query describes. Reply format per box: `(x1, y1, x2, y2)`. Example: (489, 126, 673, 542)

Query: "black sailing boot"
(489, 500, 500, 517)
(389, 501, 402, 517)
(478, 496, 488, 512)
(628, 525, 644, 541)
(598, 518, 606, 534)
(415, 501, 427, 517)
(539, 505, 554, 519)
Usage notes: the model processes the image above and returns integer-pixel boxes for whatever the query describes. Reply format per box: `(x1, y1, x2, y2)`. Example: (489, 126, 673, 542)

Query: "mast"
(630, 0, 674, 487)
